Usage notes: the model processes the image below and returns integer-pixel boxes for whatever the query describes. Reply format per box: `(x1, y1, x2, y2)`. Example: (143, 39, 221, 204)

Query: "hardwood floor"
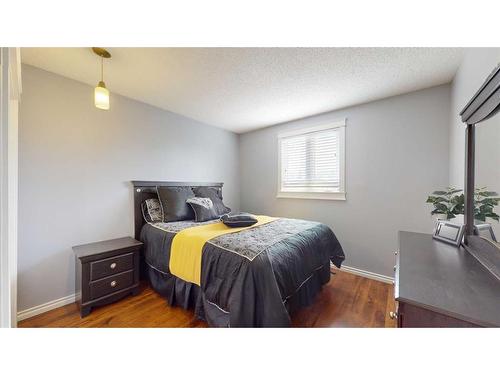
(19, 270, 396, 328)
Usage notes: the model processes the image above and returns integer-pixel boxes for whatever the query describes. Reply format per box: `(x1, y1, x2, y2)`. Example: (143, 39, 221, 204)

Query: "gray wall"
(18, 65, 240, 311)
(240, 85, 451, 277)
(449, 48, 500, 235)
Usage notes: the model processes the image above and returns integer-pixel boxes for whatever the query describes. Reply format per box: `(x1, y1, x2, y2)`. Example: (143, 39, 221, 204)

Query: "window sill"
(276, 191, 346, 201)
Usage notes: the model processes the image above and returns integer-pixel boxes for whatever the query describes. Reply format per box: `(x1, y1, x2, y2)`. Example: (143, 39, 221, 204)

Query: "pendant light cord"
(101, 57, 104, 82)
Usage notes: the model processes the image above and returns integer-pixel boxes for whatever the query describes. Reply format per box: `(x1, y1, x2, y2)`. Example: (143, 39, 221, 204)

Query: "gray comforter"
(140, 217, 345, 327)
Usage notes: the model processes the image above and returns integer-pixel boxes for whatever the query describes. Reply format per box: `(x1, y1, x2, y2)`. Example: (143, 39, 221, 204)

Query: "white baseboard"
(335, 265, 394, 284)
(17, 293, 76, 322)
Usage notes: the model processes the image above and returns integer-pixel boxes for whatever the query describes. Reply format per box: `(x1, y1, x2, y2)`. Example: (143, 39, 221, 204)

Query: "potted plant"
(473, 187, 500, 223)
(426, 187, 500, 222)
(426, 188, 463, 220)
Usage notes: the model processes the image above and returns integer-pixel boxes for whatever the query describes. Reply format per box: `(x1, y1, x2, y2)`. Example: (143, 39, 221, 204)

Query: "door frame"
(0, 47, 21, 328)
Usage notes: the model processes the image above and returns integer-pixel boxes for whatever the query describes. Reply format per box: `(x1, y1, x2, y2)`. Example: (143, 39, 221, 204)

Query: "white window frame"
(277, 119, 346, 201)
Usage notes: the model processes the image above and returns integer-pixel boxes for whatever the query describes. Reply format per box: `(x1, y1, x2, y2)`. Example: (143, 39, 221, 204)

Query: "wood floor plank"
(385, 283, 397, 328)
(19, 271, 394, 328)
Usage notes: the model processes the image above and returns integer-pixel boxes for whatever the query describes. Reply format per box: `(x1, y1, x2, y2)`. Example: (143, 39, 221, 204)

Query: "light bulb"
(94, 81, 110, 110)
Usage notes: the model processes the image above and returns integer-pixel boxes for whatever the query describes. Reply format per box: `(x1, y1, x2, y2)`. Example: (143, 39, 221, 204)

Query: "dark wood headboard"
(131, 181, 224, 240)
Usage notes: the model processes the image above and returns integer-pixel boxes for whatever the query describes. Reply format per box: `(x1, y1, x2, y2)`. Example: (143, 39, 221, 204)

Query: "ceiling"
(21, 48, 464, 133)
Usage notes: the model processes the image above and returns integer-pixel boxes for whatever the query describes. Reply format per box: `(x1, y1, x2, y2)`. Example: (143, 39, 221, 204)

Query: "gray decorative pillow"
(192, 186, 231, 216)
(220, 213, 257, 228)
(186, 197, 219, 222)
(141, 198, 163, 223)
(157, 186, 195, 222)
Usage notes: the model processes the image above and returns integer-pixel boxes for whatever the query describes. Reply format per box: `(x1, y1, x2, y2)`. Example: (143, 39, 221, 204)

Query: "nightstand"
(73, 237, 142, 318)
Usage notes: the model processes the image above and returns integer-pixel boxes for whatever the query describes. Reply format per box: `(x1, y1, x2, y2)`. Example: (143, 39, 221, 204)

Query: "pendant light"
(92, 47, 111, 110)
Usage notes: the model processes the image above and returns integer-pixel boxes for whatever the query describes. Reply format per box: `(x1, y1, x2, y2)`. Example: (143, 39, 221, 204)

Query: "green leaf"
(480, 206, 493, 214)
(484, 212, 500, 221)
(434, 203, 448, 212)
(478, 191, 498, 197)
(475, 213, 487, 222)
(432, 191, 448, 196)
(427, 196, 448, 204)
(481, 198, 499, 206)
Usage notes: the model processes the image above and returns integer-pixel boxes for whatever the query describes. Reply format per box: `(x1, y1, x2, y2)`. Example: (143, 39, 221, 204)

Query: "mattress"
(140, 216, 345, 327)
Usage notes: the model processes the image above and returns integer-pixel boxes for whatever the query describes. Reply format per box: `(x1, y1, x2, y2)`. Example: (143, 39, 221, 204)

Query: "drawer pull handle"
(394, 251, 398, 255)
(389, 311, 398, 320)
(394, 266, 397, 272)
(110, 262, 117, 269)
(110, 281, 117, 288)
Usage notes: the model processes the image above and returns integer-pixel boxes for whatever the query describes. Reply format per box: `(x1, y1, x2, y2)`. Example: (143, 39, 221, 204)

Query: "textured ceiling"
(21, 48, 464, 133)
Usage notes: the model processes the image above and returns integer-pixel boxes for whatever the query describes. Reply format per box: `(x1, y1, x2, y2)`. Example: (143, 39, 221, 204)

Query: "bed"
(133, 181, 345, 327)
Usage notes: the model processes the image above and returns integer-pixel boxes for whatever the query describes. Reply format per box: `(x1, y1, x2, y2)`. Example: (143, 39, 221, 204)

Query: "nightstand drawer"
(74, 237, 142, 317)
(90, 253, 134, 281)
(90, 270, 134, 300)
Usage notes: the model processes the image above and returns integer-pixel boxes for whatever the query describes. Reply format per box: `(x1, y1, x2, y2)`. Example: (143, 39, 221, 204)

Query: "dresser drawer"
(90, 253, 134, 281)
(89, 270, 134, 300)
(397, 302, 479, 327)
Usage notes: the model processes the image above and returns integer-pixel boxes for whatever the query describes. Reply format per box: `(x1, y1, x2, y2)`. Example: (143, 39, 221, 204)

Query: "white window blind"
(278, 122, 345, 200)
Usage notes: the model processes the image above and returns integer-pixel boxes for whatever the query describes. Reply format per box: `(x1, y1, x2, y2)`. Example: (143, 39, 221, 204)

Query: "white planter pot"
(433, 214, 447, 222)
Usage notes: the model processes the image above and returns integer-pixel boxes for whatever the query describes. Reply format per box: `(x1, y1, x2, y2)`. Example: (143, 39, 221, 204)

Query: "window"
(277, 120, 345, 200)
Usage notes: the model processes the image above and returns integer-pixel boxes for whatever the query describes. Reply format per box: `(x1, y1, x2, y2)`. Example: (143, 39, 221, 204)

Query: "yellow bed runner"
(169, 215, 278, 286)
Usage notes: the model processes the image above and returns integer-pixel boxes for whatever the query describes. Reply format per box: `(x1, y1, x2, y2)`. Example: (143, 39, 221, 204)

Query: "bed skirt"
(146, 261, 331, 327)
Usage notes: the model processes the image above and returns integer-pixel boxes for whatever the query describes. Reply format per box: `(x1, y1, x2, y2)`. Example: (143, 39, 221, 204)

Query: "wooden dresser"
(73, 237, 143, 317)
(393, 231, 500, 327)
